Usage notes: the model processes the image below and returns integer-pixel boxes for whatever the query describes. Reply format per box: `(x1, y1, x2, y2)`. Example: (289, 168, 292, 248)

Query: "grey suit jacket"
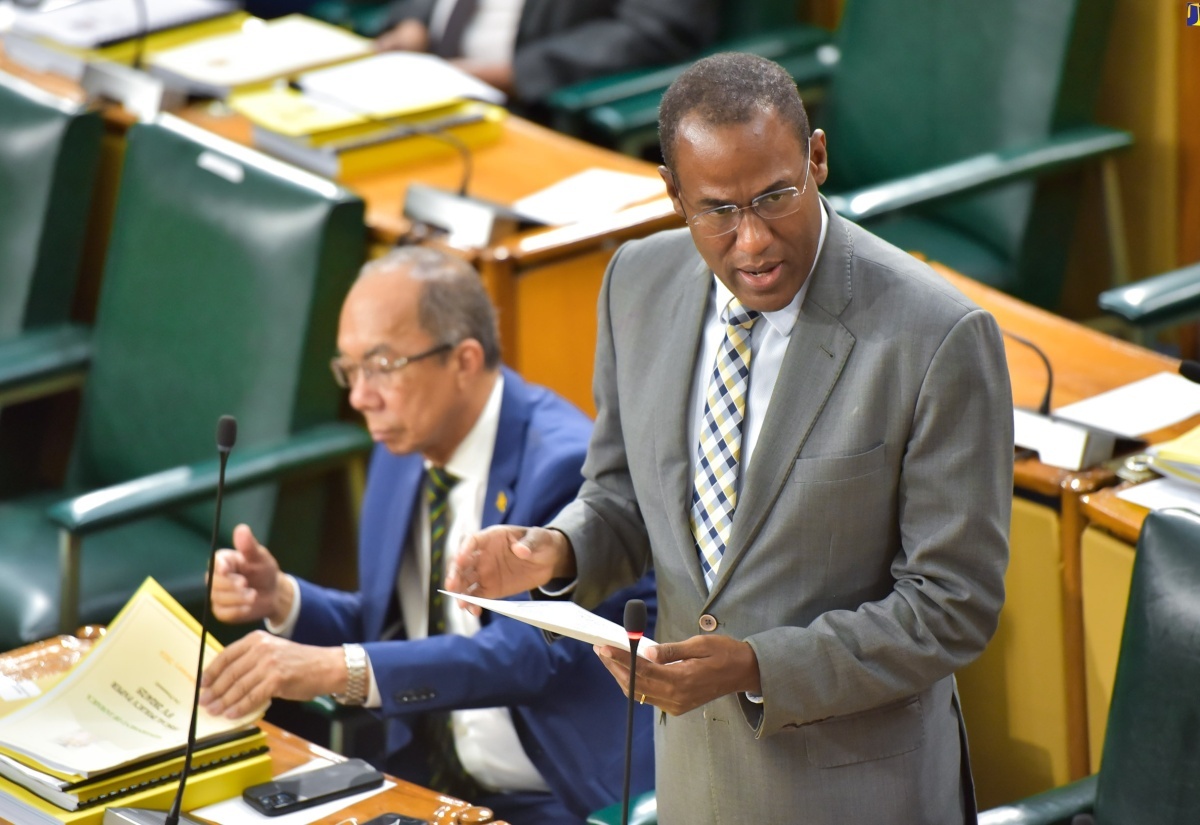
(551, 204, 1013, 824)
(381, 0, 718, 102)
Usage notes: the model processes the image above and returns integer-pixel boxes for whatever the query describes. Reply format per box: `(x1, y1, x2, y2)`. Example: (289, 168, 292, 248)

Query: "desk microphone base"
(103, 807, 204, 825)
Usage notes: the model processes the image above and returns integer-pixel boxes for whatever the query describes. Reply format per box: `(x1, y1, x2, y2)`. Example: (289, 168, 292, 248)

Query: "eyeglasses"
(329, 343, 453, 388)
(681, 149, 812, 238)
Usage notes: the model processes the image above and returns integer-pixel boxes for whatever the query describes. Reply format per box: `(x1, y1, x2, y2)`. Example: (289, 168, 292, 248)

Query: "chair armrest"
(1098, 262, 1200, 326)
(546, 25, 832, 115)
(46, 422, 372, 535)
(586, 789, 657, 825)
(0, 323, 92, 406)
(826, 126, 1133, 222)
(977, 774, 1097, 825)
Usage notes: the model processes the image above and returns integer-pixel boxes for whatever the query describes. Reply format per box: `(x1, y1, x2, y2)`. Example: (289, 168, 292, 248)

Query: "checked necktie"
(420, 466, 483, 800)
(690, 297, 759, 590)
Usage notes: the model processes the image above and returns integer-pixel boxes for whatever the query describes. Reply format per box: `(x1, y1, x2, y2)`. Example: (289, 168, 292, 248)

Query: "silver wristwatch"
(332, 643, 368, 706)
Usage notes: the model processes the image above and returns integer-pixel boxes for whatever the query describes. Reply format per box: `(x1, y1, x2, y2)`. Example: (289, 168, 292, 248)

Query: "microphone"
(1180, 359, 1200, 384)
(620, 599, 646, 825)
(104, 415, 237, 825)
(1000, 329, 1053, 415)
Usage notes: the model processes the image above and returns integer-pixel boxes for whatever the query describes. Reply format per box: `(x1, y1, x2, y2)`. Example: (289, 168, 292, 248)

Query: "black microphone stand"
(104, 415, 237, 825)
(621, 599, 646, 825)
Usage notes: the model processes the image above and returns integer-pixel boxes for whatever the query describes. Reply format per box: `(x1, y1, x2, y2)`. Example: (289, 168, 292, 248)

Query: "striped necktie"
(420, 466, 482, 800)
(691, 297, 759, 590)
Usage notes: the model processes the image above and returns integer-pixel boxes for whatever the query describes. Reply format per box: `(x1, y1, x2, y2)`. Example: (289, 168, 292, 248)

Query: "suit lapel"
(653, 253, 714, 597)
(708, 201, 857, 603)
(482, 368, 528, 528)
(365, 454, 424, 639)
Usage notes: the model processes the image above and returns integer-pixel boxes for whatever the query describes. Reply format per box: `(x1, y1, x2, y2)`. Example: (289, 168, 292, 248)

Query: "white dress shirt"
(430, 0, 524, 64)
(272, 374, 550, 794)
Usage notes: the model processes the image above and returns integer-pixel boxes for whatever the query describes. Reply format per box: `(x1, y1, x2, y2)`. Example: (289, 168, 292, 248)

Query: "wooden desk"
(0, 634, 502, 825)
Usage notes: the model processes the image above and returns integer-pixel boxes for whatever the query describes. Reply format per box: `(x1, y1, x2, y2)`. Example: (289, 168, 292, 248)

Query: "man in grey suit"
(375, 0, 718, 108)
(449, 53, 1013, 824)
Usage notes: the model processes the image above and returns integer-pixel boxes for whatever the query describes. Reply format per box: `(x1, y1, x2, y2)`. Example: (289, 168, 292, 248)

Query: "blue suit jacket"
(289, 369, 657, 817)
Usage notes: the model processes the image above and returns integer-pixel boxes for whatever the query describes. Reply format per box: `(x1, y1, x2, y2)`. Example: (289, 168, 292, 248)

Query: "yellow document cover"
(0, 749, 272, 825)
(0, 578, 264, 780)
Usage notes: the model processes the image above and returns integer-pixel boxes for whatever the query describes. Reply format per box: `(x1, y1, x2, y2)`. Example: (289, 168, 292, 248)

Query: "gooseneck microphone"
(165, 414, 237, 825)
(1180, 359, 1200, 385)
(621, 599, 647, 825)
(1001, 329, 1053, 415)
(107, 416, 237, 825)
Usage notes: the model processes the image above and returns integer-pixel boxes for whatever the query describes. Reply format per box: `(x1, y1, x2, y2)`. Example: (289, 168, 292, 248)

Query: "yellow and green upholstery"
(0, 115, 371, 649)
(978, 508, 1200, 825)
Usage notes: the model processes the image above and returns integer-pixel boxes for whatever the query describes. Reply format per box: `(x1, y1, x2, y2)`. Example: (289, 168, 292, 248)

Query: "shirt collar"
(711, 197, 828, 338)
(426, 372, 504, 485)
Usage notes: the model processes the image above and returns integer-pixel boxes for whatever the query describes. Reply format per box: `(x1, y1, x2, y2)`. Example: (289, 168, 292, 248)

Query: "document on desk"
(0, 578, 263, 778)
(1117, 477, 1200, 512)
(1052, 372, 1200, 438)
(441, 592, 658, 656)
(513, 168, 667, 226)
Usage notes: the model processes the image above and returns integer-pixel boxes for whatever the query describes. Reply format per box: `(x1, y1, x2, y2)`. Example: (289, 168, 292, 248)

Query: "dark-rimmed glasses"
(330, 343, 453, 388)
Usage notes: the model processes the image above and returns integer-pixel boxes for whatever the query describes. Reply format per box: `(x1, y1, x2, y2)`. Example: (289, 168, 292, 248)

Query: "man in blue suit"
(199, 246, 656, 824)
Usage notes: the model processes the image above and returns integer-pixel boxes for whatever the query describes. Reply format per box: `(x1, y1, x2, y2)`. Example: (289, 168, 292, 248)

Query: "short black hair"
(359, 246, 501, 369)
(658, 52, 810, 171)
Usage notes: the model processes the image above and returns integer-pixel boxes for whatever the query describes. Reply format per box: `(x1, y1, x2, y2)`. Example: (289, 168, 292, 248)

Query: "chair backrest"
(1092, 508, 1200, 825)
(67, 117, 365, 574)
(719, 0, 800, 40)
(0, 72, 102, 339)
(822, 0, 1116, 308)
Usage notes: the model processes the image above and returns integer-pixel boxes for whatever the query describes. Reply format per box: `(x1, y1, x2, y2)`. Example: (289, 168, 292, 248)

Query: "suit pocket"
(803, 694, 924, 768)
(791, 442, 886, 484)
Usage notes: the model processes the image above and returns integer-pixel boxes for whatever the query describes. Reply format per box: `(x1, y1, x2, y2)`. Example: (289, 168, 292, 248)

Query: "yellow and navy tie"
(691, 297, 759, 590)
(420, 466, 482, 800)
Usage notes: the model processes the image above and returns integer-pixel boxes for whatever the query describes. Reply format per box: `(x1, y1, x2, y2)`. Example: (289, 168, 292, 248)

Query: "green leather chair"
(0, 115, 372, 649)
(544, 0, 832, 154)
(1096, 262, 1200, 356)
(977, 507, 1200, 825)
(0, 73, 103, 491)
(587, 0, 1132, 311)
(587, 789, 656, 825)
(0, 72, 101, 347)
(813, 0, 1131, 310)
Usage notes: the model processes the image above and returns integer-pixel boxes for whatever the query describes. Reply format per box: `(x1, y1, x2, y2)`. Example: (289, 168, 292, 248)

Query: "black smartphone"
(242, 758, 385, 817)
(361, 815, 429, 825)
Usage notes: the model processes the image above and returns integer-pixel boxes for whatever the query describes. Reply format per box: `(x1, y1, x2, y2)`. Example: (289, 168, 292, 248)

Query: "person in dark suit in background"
(199, 246, 657, 824)
(375, 0, 719, 110)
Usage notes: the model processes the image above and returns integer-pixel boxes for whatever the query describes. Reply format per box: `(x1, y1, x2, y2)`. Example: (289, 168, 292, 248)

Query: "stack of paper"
(147, 14, 373, 98)
(0, 579, 270, 825)
(229, 51, 510, 178)
(1147, 421, 1200, 487)
(3, 0, 242, 81)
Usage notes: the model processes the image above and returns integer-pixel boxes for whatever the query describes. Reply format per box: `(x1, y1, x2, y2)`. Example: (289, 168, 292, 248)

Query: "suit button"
(699, 614, 718, 632)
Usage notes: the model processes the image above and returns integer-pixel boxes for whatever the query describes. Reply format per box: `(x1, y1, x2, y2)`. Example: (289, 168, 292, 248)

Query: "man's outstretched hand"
(445, 525, 576, 615)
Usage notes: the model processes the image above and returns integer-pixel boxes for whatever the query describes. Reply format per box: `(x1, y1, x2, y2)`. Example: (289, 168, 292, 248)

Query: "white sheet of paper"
(512, 168, 666, 226)
(1117, 477, 1200, 512)
(190, 758, 395, 825)
(298, 51, 506, 115)
(1052, 372, 1200, 438)
(442, 591, 657, 656)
